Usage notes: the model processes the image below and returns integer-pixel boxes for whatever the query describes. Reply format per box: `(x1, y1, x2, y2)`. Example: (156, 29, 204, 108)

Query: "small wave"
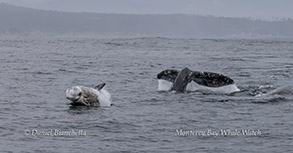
(252, 96, 288, 104)
(57, 68, 78, 74)
(258, 84, 274, 89)
(33, 71, 53, 75)
(104, 42, 124, 46)
(267, 96, 287, 103)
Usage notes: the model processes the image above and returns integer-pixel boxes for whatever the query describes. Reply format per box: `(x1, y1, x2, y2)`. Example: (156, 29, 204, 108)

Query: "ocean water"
(0, 36, 292, 153)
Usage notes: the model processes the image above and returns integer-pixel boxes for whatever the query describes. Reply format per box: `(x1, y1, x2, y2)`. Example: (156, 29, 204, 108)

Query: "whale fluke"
(157, 67, 240, 94)
(157, 69, 179, 82)
(190, 71, 235, 87)
(170, 67, 193, 92)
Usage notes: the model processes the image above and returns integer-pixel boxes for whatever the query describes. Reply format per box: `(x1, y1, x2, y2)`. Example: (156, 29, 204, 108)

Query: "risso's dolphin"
(66, 83, 111, 106)
(256, 85, 293, 97)
(267, 85, 293, 96)
(157, 67, 240, 94)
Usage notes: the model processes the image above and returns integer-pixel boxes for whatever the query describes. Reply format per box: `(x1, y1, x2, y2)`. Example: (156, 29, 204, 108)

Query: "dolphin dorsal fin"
(95, 83, 106, 91)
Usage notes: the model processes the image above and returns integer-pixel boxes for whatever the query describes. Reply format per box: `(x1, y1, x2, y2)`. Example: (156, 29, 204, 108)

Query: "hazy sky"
(1, 0, 293, 20)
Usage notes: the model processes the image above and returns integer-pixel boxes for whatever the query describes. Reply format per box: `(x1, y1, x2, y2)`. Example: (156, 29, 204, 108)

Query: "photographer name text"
(24, 129, 87, 136)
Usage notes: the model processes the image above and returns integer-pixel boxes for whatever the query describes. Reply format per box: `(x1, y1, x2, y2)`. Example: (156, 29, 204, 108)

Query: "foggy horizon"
(1, 2, 293, 38)
(1, 0, 293, 21)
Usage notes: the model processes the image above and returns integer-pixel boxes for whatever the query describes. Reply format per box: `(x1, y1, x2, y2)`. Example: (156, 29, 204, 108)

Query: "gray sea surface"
(0, 36, 292, 153)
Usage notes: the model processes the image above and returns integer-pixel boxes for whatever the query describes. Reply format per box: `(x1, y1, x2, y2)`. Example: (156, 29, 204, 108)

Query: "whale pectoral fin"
(95, 83, 106, 91)
(157, 69, 179, 82)
(190, 71, 235, 87)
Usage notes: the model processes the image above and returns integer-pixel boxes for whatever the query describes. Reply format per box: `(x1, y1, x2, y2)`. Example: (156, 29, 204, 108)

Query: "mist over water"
(0, 36, 292, 152)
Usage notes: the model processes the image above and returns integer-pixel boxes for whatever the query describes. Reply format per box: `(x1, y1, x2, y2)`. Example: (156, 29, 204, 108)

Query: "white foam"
(157, 79, 173, 91)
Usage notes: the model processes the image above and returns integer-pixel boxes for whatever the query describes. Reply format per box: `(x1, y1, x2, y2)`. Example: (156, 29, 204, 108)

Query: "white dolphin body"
(66, 83, 111, 106)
